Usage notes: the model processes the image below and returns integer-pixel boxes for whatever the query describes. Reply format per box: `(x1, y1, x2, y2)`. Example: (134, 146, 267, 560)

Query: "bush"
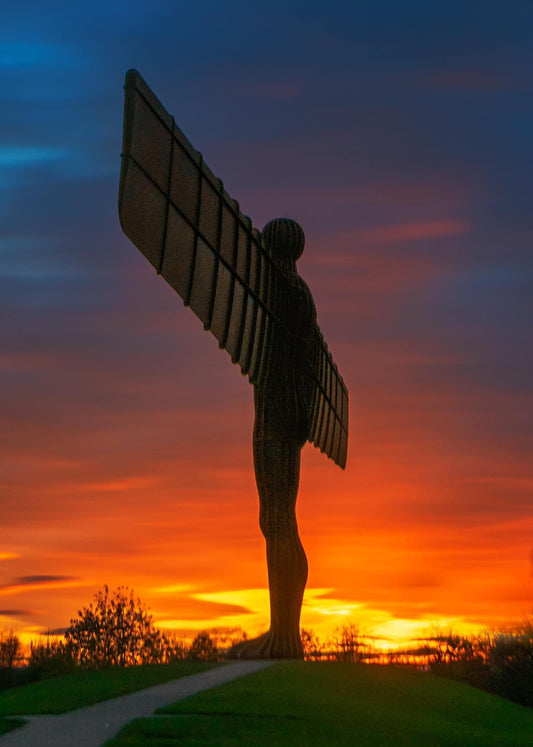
(0, 632, 23, 690)
(484, 625, 533, 707)
(65, 585, 165, 668)
(187, 632, 220, 662)
(0, 632, 19, 670)
(429, 621, 533, 708)
(160, 634, 188, 662)
(27, 637, 78, 680)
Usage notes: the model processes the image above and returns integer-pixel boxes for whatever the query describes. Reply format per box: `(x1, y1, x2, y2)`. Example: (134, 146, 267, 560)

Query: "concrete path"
(0, 660, 274, 747)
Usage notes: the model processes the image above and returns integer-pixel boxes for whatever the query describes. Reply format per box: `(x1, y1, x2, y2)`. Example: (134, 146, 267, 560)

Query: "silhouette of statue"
(119, 71, 348, 659)
(231, 218, 315, 658)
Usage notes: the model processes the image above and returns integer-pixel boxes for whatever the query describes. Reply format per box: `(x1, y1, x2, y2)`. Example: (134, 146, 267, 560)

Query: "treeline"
(0, 628, 222, 686)
(425, 624, 533, 709)
(0, 586, 228, 690)
(1, 586, 531, 709)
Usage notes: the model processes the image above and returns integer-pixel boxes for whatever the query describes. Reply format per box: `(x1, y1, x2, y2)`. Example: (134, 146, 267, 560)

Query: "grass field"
(0, 716, 25, 737)
(0, 661, 219, 716)
(106, 661, 533, 746)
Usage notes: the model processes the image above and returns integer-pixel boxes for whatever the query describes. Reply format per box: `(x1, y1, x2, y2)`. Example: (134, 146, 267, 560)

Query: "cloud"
(79, 476, 162, 493)
(0, 352, 52, 374)
(309, 220, 470, 265)
(0, 146, 72, 168)
(157, 598, 253, 623)
(12, 575, 75, 585)
(350, 219, 470, 245)
(231, 79, 303, 101)
(0, 576, 80, 595)
(420, 69, 524, 92)
(0, 41, 75, 69)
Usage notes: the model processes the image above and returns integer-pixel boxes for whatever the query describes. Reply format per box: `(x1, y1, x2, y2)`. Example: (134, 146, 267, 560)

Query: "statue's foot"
(228, 630, 304, 660)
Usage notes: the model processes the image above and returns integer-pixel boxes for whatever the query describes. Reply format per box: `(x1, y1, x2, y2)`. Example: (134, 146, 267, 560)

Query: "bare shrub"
(301, 628, 325, 660)
(0, 631, 20, 669)
(332, 624, 367, 663)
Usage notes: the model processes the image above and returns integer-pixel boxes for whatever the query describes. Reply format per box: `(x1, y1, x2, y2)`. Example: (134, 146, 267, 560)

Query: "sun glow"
(146, 586, 488, 651)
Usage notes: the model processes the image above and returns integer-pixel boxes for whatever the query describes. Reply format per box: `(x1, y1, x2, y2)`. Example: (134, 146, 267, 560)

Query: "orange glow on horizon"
(2, 202, 531, 654)
(2, 419, 532, 649)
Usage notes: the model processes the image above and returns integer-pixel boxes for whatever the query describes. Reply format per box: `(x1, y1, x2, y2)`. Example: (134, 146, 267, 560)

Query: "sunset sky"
(2, 1, 532, 648)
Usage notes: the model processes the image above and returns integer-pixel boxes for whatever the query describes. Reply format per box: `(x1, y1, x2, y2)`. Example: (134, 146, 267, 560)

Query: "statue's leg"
(257, 436, 308, 656)
(230, 431, 308, 659)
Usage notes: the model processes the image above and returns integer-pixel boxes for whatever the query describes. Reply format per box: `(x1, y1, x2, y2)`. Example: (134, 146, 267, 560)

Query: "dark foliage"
(65, 585, 166, 668)
(331, 624, 367, 663)
(0, 632, 19, 670)
(27, 638, 78, 680)
(429, 622, 533, 708)
(0, 632, 25, 691)
(301, 628, 325, 661)
(187, 631, 220, 662)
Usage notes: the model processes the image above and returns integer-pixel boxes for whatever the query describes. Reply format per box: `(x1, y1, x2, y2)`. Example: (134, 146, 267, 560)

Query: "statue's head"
(262, 218, 305, 263)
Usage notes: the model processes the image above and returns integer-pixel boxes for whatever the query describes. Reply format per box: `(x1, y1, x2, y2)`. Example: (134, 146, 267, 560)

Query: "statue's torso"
(254, 270, 316, 445)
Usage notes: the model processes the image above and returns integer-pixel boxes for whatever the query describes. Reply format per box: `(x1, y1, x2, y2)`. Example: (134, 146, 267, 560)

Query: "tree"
(301, 628, 324, 660)
(428, 630, 483, 669)
(187, 631, 220, 661)
(28, 636, 77, 678)
(65, 585, 164, 668)
(160, 633, 188, 662)
(0, 631, 19, 669)
(332, 624, 366, 663)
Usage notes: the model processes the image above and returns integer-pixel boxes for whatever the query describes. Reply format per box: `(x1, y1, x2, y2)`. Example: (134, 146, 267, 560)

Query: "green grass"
(106, 662, 533, 746)
(0, 717, 25, 736)
(0, 662, 220, 716)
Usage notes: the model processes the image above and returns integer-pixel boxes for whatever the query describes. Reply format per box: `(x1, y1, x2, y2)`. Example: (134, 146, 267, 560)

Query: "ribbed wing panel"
(307, 329, 349, 469)
(118, 69, 348, 467)
(119, 69, 271, 382)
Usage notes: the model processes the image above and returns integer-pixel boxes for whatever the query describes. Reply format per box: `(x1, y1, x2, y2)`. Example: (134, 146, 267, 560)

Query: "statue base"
(228, 630, 304, 660)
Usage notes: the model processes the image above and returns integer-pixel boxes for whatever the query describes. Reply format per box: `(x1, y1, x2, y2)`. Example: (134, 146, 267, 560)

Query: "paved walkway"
(0, 660, 274, 746)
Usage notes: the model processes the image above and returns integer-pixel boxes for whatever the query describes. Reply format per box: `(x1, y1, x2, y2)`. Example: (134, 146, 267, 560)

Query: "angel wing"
(118, 69, 348, 467)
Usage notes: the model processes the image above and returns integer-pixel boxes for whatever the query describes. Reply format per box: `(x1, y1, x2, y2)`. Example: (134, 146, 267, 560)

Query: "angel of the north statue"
(118, 70, 348, 659)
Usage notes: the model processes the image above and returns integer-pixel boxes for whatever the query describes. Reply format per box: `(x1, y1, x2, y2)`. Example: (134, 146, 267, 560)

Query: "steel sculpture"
(119, 70, 348, 658)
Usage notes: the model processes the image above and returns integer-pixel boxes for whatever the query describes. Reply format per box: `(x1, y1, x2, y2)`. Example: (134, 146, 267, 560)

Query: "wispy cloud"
(0, 576, 81, 596)
(351, 219, 470, 244)
(420, 69, 524, 91)
(0, 146, 71, 167)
